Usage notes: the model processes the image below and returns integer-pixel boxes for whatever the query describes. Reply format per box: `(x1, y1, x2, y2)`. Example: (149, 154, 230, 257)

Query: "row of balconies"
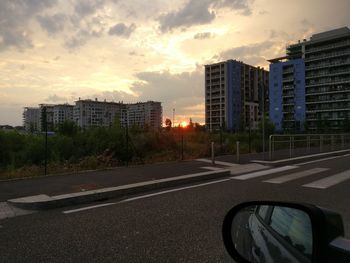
(306, 77, 350, 87)
(306, 59, 350, 71)
(305, 40, 350, 54)
(305, 49, 350, 63)
(305, 68, 350, 79)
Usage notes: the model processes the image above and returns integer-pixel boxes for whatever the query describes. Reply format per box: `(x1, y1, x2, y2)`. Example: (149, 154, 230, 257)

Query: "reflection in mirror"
(231, 205, 313, 263)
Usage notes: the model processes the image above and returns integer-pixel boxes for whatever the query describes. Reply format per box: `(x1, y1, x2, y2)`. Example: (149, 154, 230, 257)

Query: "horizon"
(1, 0, 350, 126)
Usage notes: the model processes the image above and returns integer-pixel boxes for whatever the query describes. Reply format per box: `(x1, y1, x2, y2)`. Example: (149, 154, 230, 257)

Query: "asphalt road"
(1, 155, 350, 262)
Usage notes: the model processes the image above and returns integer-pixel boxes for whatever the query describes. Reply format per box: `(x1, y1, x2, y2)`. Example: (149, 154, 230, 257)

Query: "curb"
(8, 169, 230, 210)
(251, 148, 350, 166)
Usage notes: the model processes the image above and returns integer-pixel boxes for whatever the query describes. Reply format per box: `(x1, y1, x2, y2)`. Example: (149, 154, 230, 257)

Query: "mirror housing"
(222, 201, 347, 263)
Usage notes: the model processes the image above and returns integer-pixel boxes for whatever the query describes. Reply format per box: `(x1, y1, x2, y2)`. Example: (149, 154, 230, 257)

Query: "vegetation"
(0, 120, 273, 180)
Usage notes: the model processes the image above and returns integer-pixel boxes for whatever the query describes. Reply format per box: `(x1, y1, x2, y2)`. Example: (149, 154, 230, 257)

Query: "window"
(270, 207, 313, 259)
(257, 205, 269, 221)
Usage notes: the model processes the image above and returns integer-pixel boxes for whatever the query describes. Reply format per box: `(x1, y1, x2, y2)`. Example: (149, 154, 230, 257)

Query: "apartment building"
(126, 101, 162, 130)
(53, 104, 74, 126)
(23, 107, 40, 132)
(73, 99, 162, 130)
(269, 27, 350, 131)
(73, 99, 126, 129)
(205, 60, 269, 132)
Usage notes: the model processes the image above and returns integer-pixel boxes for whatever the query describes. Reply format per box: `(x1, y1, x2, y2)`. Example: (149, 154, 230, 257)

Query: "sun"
(180, 121, 188, 128)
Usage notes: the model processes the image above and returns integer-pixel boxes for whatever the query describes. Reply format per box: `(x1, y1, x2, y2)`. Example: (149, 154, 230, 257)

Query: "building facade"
(269, 59, 306, 131)
(53, 104, 74, 126)
(126, 101, 162, 130)
(269, 27, 350, 132)
(205, 60, 269, 132)
(23, 107, 40, 132)
(73, 99, 162, 130)
(73, 99, 126, 129)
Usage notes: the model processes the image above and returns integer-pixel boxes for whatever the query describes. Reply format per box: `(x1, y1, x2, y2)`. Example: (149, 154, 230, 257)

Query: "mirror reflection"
(231, 205, 313, 263)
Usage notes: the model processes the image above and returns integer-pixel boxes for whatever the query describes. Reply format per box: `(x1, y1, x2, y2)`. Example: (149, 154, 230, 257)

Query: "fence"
(269, 134, 350, 160)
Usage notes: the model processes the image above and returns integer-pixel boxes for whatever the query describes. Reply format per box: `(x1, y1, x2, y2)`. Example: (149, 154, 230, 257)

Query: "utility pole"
(42, 106, 48, 176)
(262, 84, 266, 157)
(173, 108, 175, 128)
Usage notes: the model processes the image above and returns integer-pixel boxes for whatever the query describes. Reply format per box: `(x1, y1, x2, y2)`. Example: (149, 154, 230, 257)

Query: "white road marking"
(201, 166, 224, 171)
(63, 178, 231, 214)
(63, 203, 116, 214)
(303, 170, 350, 189)
(263, 168, 329, 184)
(252, 149, 350, 164)
(196, 158, 238, 167)
(119, 178, 230, 203)
(295, 155, 349, 166)
(231, 166, 298, 180)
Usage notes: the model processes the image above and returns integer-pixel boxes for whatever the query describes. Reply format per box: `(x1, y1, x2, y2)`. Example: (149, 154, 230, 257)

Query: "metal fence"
(269, 134, 350, 160)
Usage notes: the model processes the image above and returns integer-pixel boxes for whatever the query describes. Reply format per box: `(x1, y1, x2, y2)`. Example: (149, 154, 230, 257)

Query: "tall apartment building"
(73, 99, 162, 130)
(53, 104, 74, 126)
(205, 60, 269, 132)
(73, 99, 126, 129)
(126, 101, 162, 130)
(269, 27, 350, 131)
(23, 107, 40, 132)
(38, 104, 55, 132)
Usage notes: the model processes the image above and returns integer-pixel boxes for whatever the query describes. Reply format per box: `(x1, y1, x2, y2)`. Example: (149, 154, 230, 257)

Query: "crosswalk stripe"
(303, 170, 350, 189)
(264, 168, 329, 184)
(196, 158, 238, 167)
(231, 166, 297, 180)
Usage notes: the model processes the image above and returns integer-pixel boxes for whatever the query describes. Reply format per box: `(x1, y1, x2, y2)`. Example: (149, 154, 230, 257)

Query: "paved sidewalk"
(0, 159, 233, 202)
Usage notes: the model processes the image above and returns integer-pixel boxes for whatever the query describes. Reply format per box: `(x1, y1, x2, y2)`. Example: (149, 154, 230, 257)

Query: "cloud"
(218, 41, 274, 66)
(37, 13, 66, 34)
(129, 68, 205, 121)
(213, 0, 254, 15)
(158, 0, 253, 32)
(194, 32, 213, 39)
(74, 0, 106, 17)
(46, 94, 68, 103)
(108, 23, 136, 38)
(0, 0, 57, 51)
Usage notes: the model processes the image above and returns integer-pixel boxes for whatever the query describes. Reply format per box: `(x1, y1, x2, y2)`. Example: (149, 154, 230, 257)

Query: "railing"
(269, 134, 350, 160)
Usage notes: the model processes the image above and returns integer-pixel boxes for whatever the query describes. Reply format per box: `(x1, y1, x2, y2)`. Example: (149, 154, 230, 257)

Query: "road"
(1, 154, 350, 262)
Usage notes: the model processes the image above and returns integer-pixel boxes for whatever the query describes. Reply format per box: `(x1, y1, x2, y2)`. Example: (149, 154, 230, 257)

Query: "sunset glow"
(180, 121, 188, 128)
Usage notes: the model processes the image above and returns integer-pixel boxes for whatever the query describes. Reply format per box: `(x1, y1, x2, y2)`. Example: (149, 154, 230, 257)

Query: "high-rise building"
(73, 99, 126, 129)
(126, 101, 162, 130)
(73, 99, 162, 130)
(269, 27, 350, 132)
(23, 107, 40, 132)
(53, 104, 74, 126)
(205, 60, 269, 132)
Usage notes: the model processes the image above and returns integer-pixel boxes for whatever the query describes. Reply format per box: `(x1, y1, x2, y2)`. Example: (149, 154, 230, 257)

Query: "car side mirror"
(222, 201, 350, 263)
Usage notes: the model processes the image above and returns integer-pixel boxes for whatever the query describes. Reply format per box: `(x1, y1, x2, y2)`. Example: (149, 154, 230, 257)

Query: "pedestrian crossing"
(196, 158, 350, 190)
(234, 166, 350, 189)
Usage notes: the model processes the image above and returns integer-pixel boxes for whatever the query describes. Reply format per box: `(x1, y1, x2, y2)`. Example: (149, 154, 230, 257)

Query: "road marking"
(62, 178, 231, 214)
(63, 203, 116, 214)
(231, 166, 298, 180)
(196, 158, 238, 167)
(295, 155, 349, 166)
(119, 178, 230, 203)
(201, 166, 224, 171)
(263, 168, 329, 184)
(303, 170, 350, 189)
(252, 149, 350, 164)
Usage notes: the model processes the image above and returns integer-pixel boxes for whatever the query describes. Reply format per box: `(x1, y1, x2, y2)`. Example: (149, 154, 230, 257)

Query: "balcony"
(306, 59, 350, 71)
(306, 69, 350, 79)
(305, 40, 350, 54)
(305, 50, 350, 63)
(306, 78, 350, 87)
(282, 77, 294, 83)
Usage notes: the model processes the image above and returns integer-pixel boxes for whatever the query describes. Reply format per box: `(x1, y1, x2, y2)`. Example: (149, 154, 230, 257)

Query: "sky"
(0, 0, 350, 126)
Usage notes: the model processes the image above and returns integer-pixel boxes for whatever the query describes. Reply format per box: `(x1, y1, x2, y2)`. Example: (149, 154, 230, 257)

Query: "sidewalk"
(0, 159, 231, 202)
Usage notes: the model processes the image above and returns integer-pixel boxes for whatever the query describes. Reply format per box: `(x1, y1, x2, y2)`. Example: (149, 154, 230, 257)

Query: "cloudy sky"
(1, 0, 349, 126)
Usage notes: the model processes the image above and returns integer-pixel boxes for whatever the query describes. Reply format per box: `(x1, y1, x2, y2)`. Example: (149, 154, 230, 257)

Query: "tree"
(57, 120, 79, 137)
(165, 118, 172, 131)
